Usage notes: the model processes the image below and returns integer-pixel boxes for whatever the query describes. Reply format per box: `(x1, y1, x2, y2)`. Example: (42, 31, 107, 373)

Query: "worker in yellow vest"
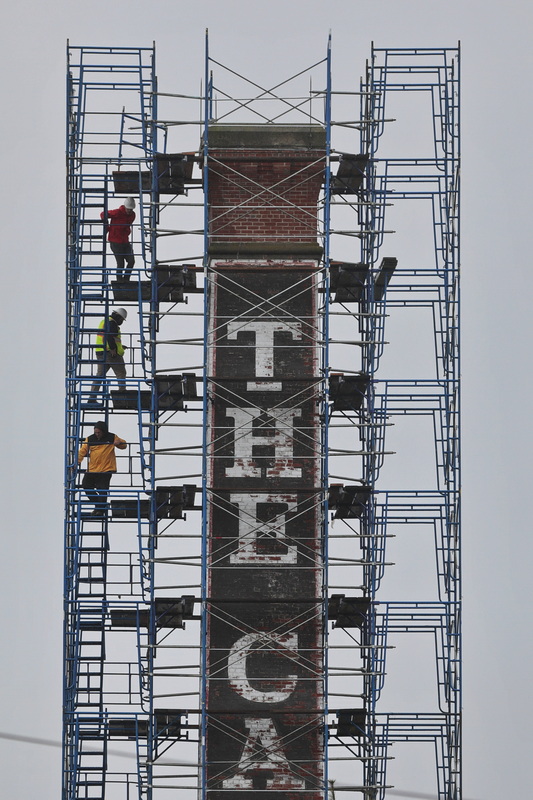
(77, 420, 127, 516)
(89, 307, 128, 401)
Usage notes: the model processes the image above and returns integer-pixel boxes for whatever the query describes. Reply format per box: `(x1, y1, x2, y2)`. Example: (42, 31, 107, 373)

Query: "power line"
(1, 731, 480, 800)
(0, 731, 190, 764)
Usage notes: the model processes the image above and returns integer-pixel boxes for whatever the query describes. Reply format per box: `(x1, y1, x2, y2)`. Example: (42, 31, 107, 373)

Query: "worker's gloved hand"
(109, 349, 117, 356)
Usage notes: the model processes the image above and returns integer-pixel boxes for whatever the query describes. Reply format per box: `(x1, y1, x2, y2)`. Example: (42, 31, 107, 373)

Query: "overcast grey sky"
(1, 1, 532, 798)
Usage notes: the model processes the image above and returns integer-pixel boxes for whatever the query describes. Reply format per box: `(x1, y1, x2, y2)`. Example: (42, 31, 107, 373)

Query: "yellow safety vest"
(96, 317, 125, 356)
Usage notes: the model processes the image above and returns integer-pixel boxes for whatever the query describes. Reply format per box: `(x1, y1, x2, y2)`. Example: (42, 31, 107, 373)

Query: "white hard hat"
(113, 308, 128, 320)
(124, 197, 136, 209)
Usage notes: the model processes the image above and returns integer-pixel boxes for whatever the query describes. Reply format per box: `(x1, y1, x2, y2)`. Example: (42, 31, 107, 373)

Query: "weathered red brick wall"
(207, 125, 325, 245)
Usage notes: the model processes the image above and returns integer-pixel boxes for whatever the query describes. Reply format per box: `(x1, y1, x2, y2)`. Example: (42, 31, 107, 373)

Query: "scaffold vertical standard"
(64, 37, 460, 800)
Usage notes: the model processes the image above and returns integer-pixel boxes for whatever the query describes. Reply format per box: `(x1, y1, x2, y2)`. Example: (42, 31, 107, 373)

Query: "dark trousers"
(110, 242, 135, 280)
(90, 351, 126, 397)
(82, 472, 112, 509)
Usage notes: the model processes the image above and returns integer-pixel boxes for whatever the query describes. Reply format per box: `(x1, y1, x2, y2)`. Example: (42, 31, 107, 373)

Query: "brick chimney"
(207, 124, 326, 257)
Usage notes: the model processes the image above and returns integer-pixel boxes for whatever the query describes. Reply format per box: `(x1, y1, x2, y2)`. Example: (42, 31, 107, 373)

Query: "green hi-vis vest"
(95, 317, 125, 356)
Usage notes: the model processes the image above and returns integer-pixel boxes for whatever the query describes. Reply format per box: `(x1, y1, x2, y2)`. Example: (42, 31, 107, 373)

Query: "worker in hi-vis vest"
(88, 307, 128, 401)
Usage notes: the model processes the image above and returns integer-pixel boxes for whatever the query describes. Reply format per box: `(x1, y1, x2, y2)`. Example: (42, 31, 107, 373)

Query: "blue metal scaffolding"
(200, 35, 332, 800)
(64, 44, 204, 800)
(326, 44, 460, 800)
(64, 40, 460, 800)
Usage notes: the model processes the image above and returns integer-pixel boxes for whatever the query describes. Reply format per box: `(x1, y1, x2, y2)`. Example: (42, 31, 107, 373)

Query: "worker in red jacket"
(101, 197, 136, 280)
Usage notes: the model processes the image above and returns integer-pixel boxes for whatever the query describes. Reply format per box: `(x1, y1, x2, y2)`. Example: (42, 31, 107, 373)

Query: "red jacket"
(101, 206, 135, 244)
